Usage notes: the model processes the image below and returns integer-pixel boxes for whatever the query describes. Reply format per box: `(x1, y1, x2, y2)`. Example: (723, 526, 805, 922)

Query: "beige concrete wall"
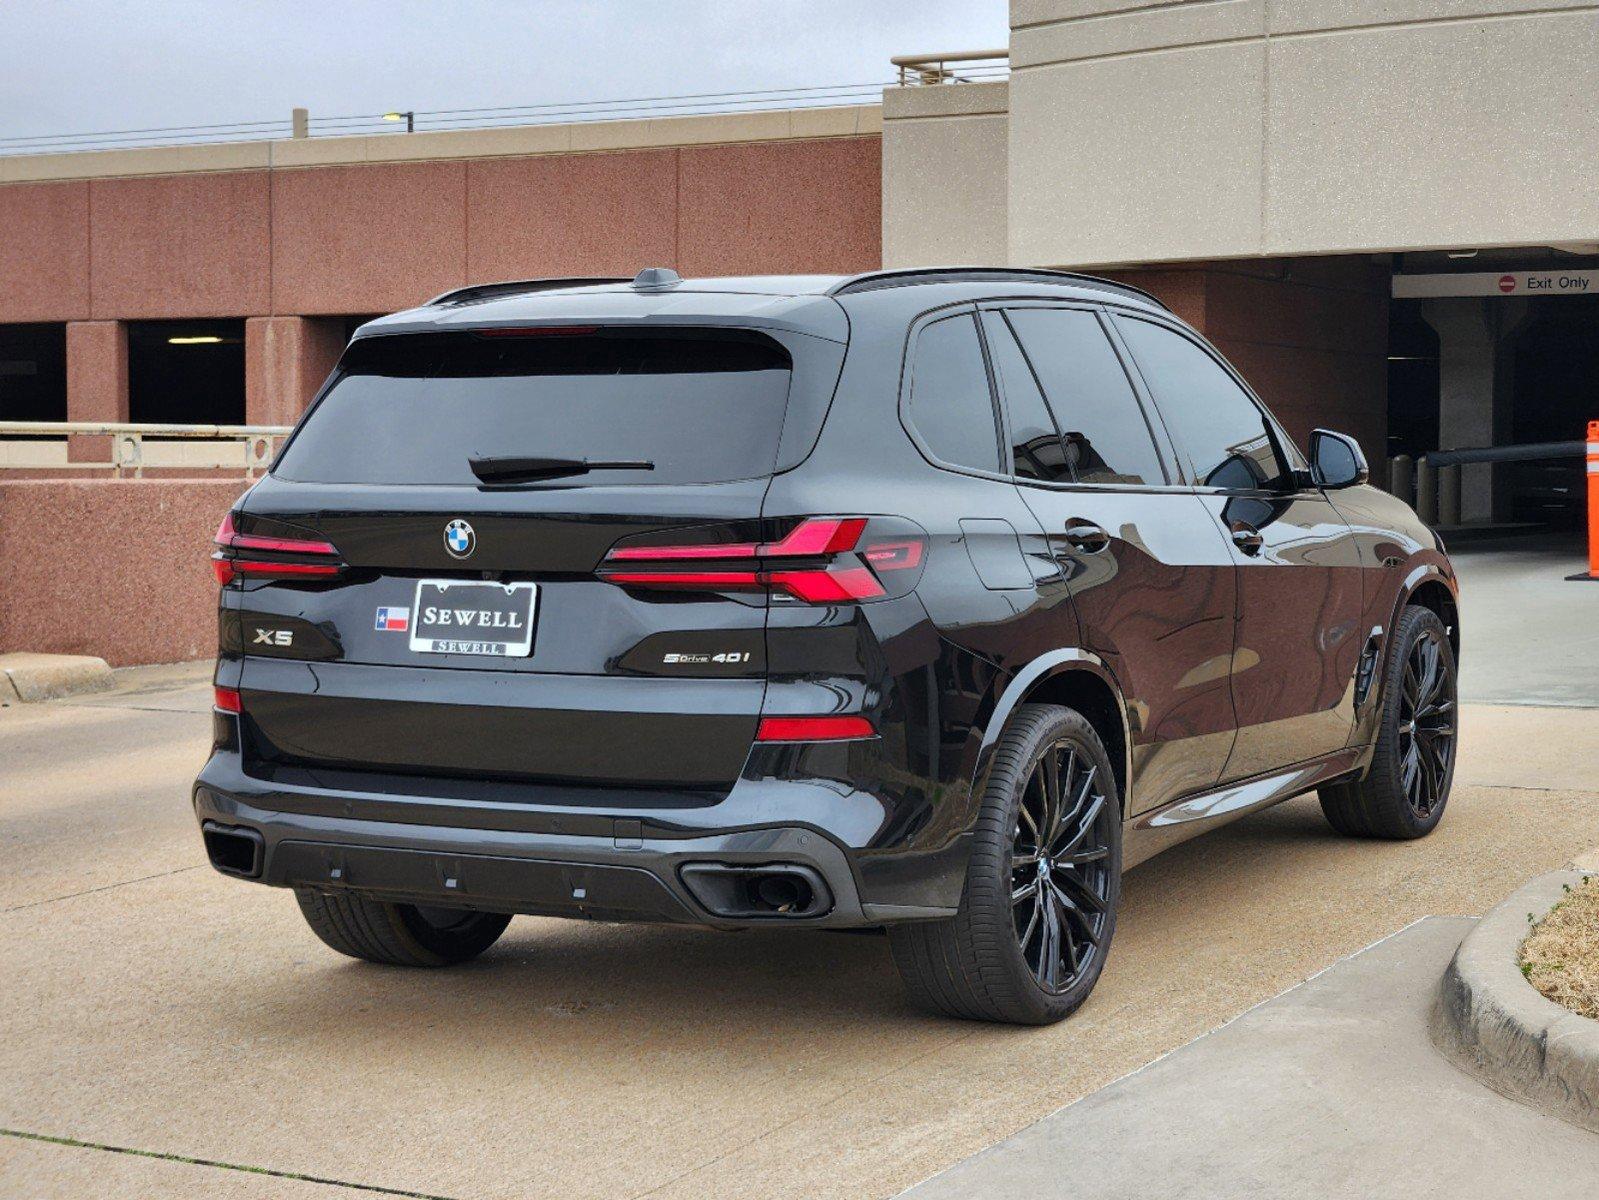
(882, 82, 1009, 267)
(1006, 0, 1599, 267)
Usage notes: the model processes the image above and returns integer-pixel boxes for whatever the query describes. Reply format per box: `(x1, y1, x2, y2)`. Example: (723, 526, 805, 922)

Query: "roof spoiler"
(424, 277, 631, 307)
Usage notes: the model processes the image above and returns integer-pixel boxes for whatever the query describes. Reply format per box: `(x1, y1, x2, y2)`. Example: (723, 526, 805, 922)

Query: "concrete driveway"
(3, 659, 1596, 1199)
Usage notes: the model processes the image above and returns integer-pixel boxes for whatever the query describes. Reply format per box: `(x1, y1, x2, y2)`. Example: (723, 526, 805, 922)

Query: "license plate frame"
(408, 579, 537, 658)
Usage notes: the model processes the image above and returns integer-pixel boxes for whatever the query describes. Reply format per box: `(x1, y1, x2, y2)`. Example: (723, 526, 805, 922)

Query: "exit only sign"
(1393, 270, 1599, 298)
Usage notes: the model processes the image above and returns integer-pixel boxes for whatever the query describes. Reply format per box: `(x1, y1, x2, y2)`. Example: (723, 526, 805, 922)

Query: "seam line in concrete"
(1012, 2, 1599, 47)
(0, 1128, 460, 1200)
(880, 111, 1010, 126)
(2, 865, 201, 914)
(626, 1026, 986, 1200)
(1461, 698, 1599, 711)
(1011, 0, 1231, 34)
(53, 700, 207, 713)
(890, 913, 1459, 1198)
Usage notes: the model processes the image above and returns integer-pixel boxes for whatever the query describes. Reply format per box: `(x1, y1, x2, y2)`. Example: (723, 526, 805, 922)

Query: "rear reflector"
(756, 715, 876, 742)
(213, 686, 242, 714)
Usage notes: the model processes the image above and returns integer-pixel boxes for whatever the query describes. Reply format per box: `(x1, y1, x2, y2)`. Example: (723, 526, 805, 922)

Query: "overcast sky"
(0, 1, 1009, 144)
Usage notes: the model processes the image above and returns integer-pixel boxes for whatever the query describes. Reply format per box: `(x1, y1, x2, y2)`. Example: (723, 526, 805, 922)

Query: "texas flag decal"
(374, 606, 410, 632)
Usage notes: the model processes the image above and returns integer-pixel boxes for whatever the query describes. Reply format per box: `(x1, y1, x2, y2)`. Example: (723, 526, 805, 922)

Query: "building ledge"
(0, 103, 884, 184)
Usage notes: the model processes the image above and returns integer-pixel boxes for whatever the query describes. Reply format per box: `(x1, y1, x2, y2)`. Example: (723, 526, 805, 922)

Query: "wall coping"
(0, 104, 884, 185)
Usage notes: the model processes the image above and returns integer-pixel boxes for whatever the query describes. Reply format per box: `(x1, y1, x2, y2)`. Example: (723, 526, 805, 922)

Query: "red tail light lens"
(756, 715, 876, 742)
(213, 686, 242, 714)
(212, 512, 344, 585)
(600, 516, 926, 603)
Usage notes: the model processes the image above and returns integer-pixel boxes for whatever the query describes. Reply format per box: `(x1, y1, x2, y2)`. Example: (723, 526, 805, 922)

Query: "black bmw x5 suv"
(195, 267, 1460, 1025)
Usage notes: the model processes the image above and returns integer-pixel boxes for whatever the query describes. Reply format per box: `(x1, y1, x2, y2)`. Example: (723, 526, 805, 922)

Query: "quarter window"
(1115, 317, 1288, 491)
(905, 314, 1001, 474)
(1006, 308, 1165, 486)
(980, 312, 1072, 483)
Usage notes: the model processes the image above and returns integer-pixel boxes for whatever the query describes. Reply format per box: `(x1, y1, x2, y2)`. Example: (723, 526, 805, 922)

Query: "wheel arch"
(977, 651, 1132, 815)
(1403, 573, 1460, 659)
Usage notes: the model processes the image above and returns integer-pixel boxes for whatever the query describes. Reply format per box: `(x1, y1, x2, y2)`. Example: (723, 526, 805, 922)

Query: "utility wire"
(0, 65, 1009, 155)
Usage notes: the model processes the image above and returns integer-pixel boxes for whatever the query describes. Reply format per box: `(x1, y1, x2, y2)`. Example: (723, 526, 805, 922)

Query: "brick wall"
(0, 479, 248, 666)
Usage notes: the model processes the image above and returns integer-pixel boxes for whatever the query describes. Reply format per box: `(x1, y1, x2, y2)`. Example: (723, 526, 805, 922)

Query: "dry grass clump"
(1520, 874, 1599, 1020)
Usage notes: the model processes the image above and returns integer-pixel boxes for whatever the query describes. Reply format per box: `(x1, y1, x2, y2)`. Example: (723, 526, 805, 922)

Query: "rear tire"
(888, 703, 1122, 1025)
(294, 888, 512, 967)
(1319, 604, 1457, 840)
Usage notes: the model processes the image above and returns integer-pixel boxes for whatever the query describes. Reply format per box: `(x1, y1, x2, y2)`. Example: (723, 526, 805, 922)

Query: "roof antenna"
(632, 267, 682, 290)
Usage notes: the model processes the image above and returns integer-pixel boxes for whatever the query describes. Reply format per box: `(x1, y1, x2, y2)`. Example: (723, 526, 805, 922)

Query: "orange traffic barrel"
(1590, 420, 1599, 579)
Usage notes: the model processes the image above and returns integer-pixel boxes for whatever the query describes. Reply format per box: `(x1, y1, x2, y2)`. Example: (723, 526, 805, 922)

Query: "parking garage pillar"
(65, 320, 128, 463)
(1424, 299, 1503, 525)
(245, 316, 345, 428)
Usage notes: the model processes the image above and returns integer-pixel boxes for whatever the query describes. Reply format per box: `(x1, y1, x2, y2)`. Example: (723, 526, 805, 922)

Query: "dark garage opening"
(128, 319, 245, 425)
(1506, 294, 1599, 529)
(1387, 300, 1440, 461)
(0, 323, 67, 421)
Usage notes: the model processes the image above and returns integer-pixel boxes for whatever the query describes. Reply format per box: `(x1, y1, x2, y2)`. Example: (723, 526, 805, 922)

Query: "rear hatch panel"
(228, 320, 844, 794)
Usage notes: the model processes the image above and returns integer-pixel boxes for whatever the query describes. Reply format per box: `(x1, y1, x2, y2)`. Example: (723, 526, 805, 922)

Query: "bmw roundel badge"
(444, 519, 476, 559)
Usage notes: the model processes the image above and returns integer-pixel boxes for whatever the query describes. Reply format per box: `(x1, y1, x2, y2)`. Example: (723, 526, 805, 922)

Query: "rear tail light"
(600, 516, 927, 603)
(212, 512, 344, 585)
(213, 686, 242, 714)
(756, 715, 876, 742)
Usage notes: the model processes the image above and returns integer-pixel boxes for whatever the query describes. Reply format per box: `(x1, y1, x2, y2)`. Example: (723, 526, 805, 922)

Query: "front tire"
(295, 888, 512, 967)
(1319, 604, 1457, 839)
(888, 703, 1122, 1025)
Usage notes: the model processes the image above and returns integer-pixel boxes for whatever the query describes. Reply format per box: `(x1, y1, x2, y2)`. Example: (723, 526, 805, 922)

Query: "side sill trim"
(1124, 747, 1366, 871)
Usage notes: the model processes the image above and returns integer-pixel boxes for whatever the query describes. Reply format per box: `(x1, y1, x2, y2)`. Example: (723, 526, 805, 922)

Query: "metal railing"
(0, 78, 905, 157)
(0, 422, 292, 476)
(890, 49, 1010, 86)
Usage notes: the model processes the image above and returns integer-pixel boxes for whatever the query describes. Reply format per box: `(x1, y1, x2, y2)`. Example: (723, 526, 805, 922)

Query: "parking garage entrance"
(1391, 255, 1599, 530)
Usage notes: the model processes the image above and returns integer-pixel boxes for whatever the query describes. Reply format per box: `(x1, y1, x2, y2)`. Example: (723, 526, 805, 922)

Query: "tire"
(888, 703, 1122, 1025)
(1319, 604, 1457, 840)
(294, 888, 512, 967)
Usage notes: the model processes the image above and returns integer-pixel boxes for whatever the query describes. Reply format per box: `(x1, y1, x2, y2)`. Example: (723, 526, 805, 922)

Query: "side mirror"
(1309, 429, 1368, 489)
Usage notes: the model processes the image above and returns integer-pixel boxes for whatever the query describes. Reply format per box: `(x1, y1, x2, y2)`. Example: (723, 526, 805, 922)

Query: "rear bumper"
(193, 753, 959, 928)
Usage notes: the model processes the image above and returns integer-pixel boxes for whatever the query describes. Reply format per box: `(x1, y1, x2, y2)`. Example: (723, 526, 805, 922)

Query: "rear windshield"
(272, 329, 793, 486)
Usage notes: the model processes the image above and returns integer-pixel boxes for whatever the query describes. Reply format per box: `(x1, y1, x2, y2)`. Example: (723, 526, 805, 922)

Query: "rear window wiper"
(468, 455, 656, 485)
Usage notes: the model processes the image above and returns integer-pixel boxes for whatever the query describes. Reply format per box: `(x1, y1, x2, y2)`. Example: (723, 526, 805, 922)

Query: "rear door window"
(1006, 308, 1167, 486)
(904, 313, 1002, 474)
(272, 329, 793, 486)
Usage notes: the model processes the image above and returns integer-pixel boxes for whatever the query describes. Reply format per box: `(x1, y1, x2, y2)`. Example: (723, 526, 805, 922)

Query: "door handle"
(1063, 519, 1111, 553)
(1229, 523, 1264, 556)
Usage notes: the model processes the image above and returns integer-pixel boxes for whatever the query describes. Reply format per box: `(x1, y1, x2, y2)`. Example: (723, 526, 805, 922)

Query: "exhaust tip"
(202, 821, 264, 879)
(679, 863, 831, 919)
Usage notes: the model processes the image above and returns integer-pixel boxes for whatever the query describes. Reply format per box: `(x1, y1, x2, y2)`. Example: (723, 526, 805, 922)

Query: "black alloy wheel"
(1397, 626, 1456, 820)
(888, 703, 1122, 1025)
(1010, 740, 1115, 993)
(1319, 604, 1457, 840)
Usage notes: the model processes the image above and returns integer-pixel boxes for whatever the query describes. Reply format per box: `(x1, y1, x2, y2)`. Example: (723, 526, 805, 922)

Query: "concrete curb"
(0, 652, 115, 703)
(1432, 869, 1599, 1132)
